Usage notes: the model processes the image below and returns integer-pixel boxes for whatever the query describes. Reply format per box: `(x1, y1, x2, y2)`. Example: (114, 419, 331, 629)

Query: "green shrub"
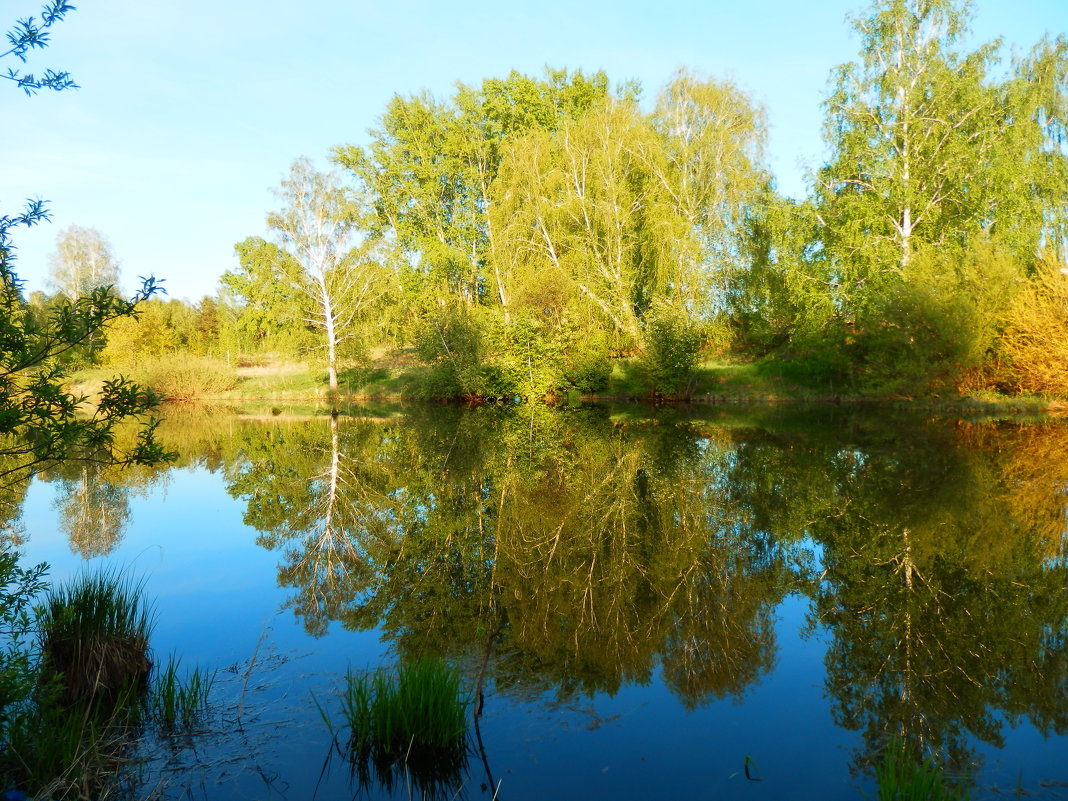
(640, 304, 704, 396)
(413, 363, 463, 400)
(413, 308, 485, 399)
(339, 657, 469, 793)
(465, 363, 516, 399)
(562, 331, 612, 394)
(761, 337, 854, 391)
(491, 312, 563, 400)
(849, 241, 1020, 394)
(564, 350, 611, 394)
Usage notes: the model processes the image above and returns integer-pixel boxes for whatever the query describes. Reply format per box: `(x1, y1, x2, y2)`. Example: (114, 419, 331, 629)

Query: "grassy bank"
(66, 351, 1067, 414)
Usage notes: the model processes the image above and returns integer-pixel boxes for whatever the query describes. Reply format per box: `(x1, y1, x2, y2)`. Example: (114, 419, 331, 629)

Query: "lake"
(8, 402, 1068, 800)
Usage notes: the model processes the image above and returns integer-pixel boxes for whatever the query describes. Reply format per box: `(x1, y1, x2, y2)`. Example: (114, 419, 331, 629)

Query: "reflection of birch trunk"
(325, 413, 340, 537)
(472, 619, 503, 798)
(282, 415, 406, 636)
(293, 415, 353, 619)
(305, 416, 346, 555)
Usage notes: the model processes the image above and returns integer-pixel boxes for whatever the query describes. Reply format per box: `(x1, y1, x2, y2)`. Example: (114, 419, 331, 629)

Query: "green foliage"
(489, 310, 564, 400)
(846, 240, 1020, 393)
(562, 339, 611, 394)
(339, 658, 468, 793)
(0, 553, 47, 743)
(640, 304, 704, 396)
(491, 98, 662, 346)
(335, 68, 611, 311)
(412, 307, 503, 399)
(1, 272, 172, 494)
(411, 306, 612, 399)
(38, 570, 153, 711)
(732, 196, 834, 351)
(876, 737, 970, 801)
(816, 0, 1067, 326)
(1, 2, 77, 94)
(648, 69, 770, 315)
(221, 237, 319, 355)
(100, 298, 181, 364)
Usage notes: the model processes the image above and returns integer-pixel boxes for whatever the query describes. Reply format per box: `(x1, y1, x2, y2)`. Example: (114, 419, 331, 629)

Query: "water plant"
(1, 696, 139, 800)
(338, 657, 469, 793)
(875, 737, 970, 801)
(0, 569, 155, 799)
(151, 654, 215, 733)
(37, 569, 153, 711)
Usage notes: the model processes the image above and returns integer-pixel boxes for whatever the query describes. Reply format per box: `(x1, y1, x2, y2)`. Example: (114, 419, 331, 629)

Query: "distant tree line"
(27, 0, 1068, 399)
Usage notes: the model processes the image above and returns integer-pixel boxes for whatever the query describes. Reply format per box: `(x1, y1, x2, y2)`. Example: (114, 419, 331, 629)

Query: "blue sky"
(2, 0, 1064, 301)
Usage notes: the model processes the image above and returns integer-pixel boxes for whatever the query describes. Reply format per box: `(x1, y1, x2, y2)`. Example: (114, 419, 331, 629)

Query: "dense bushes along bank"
(67, 345, 1068, 410)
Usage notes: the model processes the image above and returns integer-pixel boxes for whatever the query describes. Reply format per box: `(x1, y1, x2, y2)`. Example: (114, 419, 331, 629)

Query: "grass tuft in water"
(876, 737, 970, 801)
(340, 657, 469, 794)
(0, 570, 154, 799)
(151, 654, 215, 732)
(37, 569, 153, 712)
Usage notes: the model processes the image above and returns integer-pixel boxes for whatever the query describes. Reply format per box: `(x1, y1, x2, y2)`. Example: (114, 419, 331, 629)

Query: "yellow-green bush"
(998, 254, 1068, 395)
(100, 300, 181, 365)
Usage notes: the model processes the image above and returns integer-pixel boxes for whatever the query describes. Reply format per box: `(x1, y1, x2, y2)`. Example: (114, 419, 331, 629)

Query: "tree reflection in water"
(26, 403, 1068, 788)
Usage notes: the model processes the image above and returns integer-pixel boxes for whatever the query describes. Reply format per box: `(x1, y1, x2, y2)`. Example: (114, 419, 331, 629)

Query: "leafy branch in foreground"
(1, 1, 77, 95)
(0, 1, 173, 513)
(0, 275, 175, 490)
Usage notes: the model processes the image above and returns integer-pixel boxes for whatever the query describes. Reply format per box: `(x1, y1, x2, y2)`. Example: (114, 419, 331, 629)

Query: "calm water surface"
(9, 403, 1068, 800)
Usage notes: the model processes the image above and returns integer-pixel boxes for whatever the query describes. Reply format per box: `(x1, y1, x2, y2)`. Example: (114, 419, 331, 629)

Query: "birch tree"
(645, 70, 768, 314)
(333, 69, 610, 319)
(261, 158, 386, 391)
(491, 99, 662, 346)
(816, 0, 1068, 316)
(47, 224, 120, 301)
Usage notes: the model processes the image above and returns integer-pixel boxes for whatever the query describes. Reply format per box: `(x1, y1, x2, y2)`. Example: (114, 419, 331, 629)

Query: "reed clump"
(341, 658, 469, 789)
(876, 737, 970, 801)
(37, 570, 153, 712)
(0, 568, 217, 799)
(0, 570, 154, 799)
